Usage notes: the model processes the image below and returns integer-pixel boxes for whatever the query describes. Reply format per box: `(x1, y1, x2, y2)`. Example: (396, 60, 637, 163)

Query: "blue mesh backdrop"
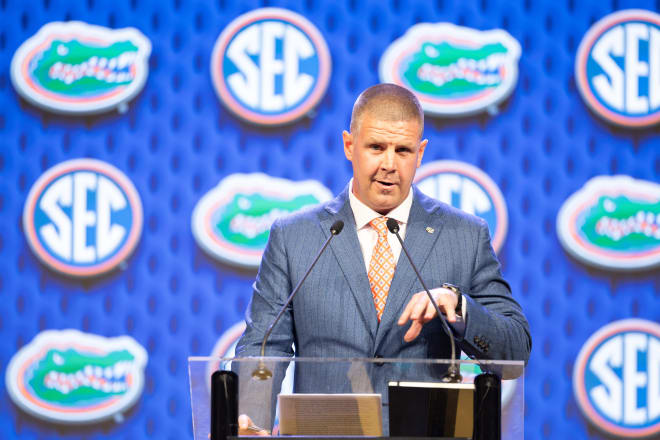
(1, 0, 659, 439)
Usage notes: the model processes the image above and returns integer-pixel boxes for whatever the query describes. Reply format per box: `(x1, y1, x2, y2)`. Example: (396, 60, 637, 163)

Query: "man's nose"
(380, 149, 395, 170)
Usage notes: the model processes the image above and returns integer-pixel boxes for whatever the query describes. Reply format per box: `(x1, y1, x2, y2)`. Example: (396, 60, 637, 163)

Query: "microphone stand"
(386, 218, 462, 383)
(252, 220, 344, 380)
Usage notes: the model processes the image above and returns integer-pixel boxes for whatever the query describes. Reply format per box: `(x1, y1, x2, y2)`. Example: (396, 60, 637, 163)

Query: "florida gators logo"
(192, 173, 332, 269)
(575, 9, 660, 127)
(23, 158, 143, 277)
(379, 23, 521, 116)
(210, 8, 331, 125)
(414, 160, 508, 253)
(557, 175, 660, 271)
(11, 21, 151, 114)
(5, 329, 148, 424)
(573, 319, 660, 438)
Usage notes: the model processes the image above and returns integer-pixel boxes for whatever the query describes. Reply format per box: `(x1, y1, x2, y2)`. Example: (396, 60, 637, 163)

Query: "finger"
(249, 427, 270, 436)
(423, 300, 437, 321)
(443, 297, 457, 323)
(446, 308, 456, 322)
(398, 294, 419, 325)
(404, 320, 423, 342)
(238, 414, 250, 430)
(409, 295, 430, 322)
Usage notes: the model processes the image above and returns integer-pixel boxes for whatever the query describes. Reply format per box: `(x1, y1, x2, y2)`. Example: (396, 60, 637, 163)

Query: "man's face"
(343, 112, 427, 214)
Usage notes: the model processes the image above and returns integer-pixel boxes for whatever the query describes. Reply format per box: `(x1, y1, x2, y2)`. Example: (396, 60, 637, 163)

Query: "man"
(235, 83, 531, 433)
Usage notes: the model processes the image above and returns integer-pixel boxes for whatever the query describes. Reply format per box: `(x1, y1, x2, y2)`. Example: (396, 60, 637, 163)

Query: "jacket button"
(374, 355, 384, 367)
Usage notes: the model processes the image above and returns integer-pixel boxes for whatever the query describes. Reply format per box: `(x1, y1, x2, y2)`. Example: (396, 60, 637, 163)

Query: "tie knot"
(369, 217, 389, 236)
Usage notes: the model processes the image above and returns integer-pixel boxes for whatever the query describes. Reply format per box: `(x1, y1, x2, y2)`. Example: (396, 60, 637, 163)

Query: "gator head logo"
(211, 8, 331, 125)
(192, 173, 332, 268)
(5, 329, 148, 424)
(573, 319, 660, 438)
(379, 23, 521, 116)
(23, 158, 143, 277)
(576, 9, 660, 128)
(557, 175, 660, 271)
(11, 21, 151, 114)
(414, 161, 508, 253)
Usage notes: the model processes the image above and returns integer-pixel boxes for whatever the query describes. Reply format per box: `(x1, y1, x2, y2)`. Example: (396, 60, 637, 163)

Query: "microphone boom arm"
(386, 218, 462, 383)
(252, 220, 344, 379)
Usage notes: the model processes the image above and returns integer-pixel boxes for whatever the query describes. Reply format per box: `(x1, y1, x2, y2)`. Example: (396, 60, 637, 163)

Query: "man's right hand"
(398, 287, 459, 342)
(238, 414, 270, 436)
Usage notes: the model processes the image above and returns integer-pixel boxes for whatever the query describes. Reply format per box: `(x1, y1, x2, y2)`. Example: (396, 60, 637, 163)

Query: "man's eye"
(369, 144, 382, 150)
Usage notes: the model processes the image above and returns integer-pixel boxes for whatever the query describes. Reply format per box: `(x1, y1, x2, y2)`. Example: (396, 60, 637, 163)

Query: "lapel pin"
(425, 227, 434, 234)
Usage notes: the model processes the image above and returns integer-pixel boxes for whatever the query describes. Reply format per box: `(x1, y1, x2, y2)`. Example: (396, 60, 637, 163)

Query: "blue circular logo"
(414, 160, 508, 253)
(23, 159, 143, 277)
(576, 9, 660, 127)
(574, 319, 660, 438)
(211, 8, 331, 126)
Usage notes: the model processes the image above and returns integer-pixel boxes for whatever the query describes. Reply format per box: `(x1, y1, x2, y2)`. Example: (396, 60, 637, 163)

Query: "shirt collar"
(348, 178, 414, 230)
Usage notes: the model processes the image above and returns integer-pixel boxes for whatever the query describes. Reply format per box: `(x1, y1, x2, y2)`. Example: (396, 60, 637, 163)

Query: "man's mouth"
(375, 179, 397, 193)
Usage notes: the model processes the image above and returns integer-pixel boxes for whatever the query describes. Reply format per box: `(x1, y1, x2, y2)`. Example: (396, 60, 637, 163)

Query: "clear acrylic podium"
(189, 357, 524, 439)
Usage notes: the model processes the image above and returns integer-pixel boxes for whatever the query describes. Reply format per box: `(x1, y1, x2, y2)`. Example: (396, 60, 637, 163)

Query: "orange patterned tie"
(368, 217, 396, 321)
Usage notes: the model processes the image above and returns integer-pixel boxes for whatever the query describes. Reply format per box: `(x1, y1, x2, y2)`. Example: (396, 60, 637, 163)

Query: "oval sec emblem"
(210, 8, 331, 125)
(23, 158, 143, 277)
(414, 160, 508, 253)
(573, 319, 660, 438)
(576, 9, 660, 127)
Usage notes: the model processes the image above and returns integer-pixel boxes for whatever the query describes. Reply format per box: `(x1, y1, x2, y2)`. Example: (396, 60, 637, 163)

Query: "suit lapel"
(375, 188, 446, 348)
(319, 188, 379, 340)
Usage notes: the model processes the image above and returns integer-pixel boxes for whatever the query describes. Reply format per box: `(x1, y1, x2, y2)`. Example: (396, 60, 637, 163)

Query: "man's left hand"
(397, 287, 459, 342)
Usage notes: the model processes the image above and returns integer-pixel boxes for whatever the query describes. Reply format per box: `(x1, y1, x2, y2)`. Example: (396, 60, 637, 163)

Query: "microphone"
(386, 218, 461, 383)
(252, 220, 345, 380)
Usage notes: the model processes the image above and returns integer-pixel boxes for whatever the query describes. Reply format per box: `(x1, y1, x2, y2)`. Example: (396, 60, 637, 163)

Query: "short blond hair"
(350, 83, 424, 138)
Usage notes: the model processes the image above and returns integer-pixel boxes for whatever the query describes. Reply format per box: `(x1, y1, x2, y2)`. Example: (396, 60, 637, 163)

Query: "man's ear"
(342, 130, 354, 161)
(416, 139, 428, 168)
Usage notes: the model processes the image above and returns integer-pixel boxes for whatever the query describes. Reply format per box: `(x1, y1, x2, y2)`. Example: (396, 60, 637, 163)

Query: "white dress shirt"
(348, 179, 413, 271)
(347, 179, 466, 330)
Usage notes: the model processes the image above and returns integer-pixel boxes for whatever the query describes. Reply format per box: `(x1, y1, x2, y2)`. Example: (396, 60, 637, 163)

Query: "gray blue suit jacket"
(235, 185, 531, 401)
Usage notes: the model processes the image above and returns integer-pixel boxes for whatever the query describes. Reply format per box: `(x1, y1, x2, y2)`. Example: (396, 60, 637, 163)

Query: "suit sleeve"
(458, 220, 532, 364)
(235, 218, 295, 358)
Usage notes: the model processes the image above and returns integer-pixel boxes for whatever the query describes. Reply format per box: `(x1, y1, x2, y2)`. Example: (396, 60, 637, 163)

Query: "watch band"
(441, 283, 462, 316)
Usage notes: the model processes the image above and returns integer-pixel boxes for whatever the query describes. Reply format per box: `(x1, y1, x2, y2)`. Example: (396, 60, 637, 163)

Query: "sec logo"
(23, 158, 143, 277)
(576, 9, 660, 127)
(574, 319, 660, 438)
(211, 8, 331, 125)
(414, 160, 508, 253)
